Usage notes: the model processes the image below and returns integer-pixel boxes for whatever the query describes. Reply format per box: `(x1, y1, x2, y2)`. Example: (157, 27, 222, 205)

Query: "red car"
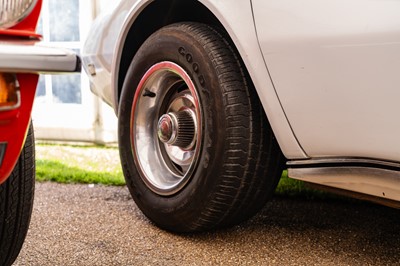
(0, 1, 80, 265)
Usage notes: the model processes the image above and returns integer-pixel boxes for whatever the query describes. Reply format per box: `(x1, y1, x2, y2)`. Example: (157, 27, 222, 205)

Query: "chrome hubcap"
(157, 114, 174, 144)
(131, 61, 202, 196)
(157, 109, 196, 148)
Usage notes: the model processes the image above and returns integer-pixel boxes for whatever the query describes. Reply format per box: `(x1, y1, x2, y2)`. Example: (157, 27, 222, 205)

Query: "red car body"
(0, 0, 42, 184)
(0, 1, 80, 264)
(0, 0, 80, 184)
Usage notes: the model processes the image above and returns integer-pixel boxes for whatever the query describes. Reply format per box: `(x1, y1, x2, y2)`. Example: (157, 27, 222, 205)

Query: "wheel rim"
(130, 61, 202, 196)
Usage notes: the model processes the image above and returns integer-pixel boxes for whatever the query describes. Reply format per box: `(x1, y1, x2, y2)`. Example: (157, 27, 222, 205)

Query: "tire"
(0, 123, 35, 266)
(118, 22, 284, 232)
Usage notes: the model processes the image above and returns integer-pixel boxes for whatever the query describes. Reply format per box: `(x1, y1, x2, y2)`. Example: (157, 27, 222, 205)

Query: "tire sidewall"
(119, 24, 227, 229)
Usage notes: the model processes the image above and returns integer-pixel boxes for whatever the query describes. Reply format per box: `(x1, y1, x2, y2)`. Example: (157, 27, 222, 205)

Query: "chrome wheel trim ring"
(130, 61, 202, 196)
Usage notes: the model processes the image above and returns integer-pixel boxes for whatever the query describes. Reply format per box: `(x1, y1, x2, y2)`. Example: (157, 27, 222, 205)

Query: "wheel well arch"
(117, 0, 235, 105)
(115, 1, 306, 160)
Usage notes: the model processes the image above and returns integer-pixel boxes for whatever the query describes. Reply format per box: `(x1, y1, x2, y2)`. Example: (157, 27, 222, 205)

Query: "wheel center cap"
(157, 110, 196, 148)
(158, 114, 175, 143)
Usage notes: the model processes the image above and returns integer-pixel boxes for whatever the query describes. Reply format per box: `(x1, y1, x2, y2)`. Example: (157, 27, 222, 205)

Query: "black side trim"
(0, 143, 6, 167)
(74, 55, 82, 72)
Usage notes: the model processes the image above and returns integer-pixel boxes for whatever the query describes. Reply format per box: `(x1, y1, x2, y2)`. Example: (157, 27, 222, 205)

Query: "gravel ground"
(14, 182, 400, 266)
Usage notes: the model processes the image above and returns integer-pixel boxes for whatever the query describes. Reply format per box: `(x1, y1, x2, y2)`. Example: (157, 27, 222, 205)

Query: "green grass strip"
(36, 159, 333, 200)
(275, 170, 344, 200)
(36, 159, 125, 186)
(35, 143, 341, 200)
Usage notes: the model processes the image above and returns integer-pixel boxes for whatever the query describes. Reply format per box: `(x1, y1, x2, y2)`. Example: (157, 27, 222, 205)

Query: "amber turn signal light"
(0, 73, 20, 111)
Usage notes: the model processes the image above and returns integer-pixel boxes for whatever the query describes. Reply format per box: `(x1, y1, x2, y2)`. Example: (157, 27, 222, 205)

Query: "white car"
(83, 0, 400, 232)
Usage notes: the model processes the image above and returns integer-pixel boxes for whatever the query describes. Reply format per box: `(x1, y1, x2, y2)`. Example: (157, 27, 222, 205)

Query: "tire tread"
(0, 124, 35, 266)
(176, 23, 284, 230)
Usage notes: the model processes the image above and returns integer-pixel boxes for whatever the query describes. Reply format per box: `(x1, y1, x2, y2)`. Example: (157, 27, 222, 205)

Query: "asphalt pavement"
(14, 182, 400, 265)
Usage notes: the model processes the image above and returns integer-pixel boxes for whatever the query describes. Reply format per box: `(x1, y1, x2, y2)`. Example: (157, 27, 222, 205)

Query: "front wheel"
(119, 22, 284, 232)
(0, 123, 35, 266)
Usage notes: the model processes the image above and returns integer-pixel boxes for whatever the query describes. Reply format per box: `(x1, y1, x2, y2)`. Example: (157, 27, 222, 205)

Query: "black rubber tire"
(0, 123, 35, 266)
(119, 22, 285, 232)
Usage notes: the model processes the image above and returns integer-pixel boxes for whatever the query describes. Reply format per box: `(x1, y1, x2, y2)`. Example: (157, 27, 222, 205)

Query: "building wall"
(32, 0, 118, 144)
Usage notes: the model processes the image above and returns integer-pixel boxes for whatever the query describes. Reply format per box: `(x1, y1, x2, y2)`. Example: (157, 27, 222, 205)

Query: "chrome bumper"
(0, 42, 81, 73)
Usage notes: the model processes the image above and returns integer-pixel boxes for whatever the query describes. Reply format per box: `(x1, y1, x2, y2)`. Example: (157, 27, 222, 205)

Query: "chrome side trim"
(289, 166, 400, 202)
(0, 43, 81, 73)
(287, 158, 400, 169)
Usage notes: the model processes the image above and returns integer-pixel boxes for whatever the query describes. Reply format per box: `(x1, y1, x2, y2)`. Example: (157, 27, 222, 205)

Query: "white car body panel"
(253, 0, 400, 162)
(83, 1, 125, 106)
